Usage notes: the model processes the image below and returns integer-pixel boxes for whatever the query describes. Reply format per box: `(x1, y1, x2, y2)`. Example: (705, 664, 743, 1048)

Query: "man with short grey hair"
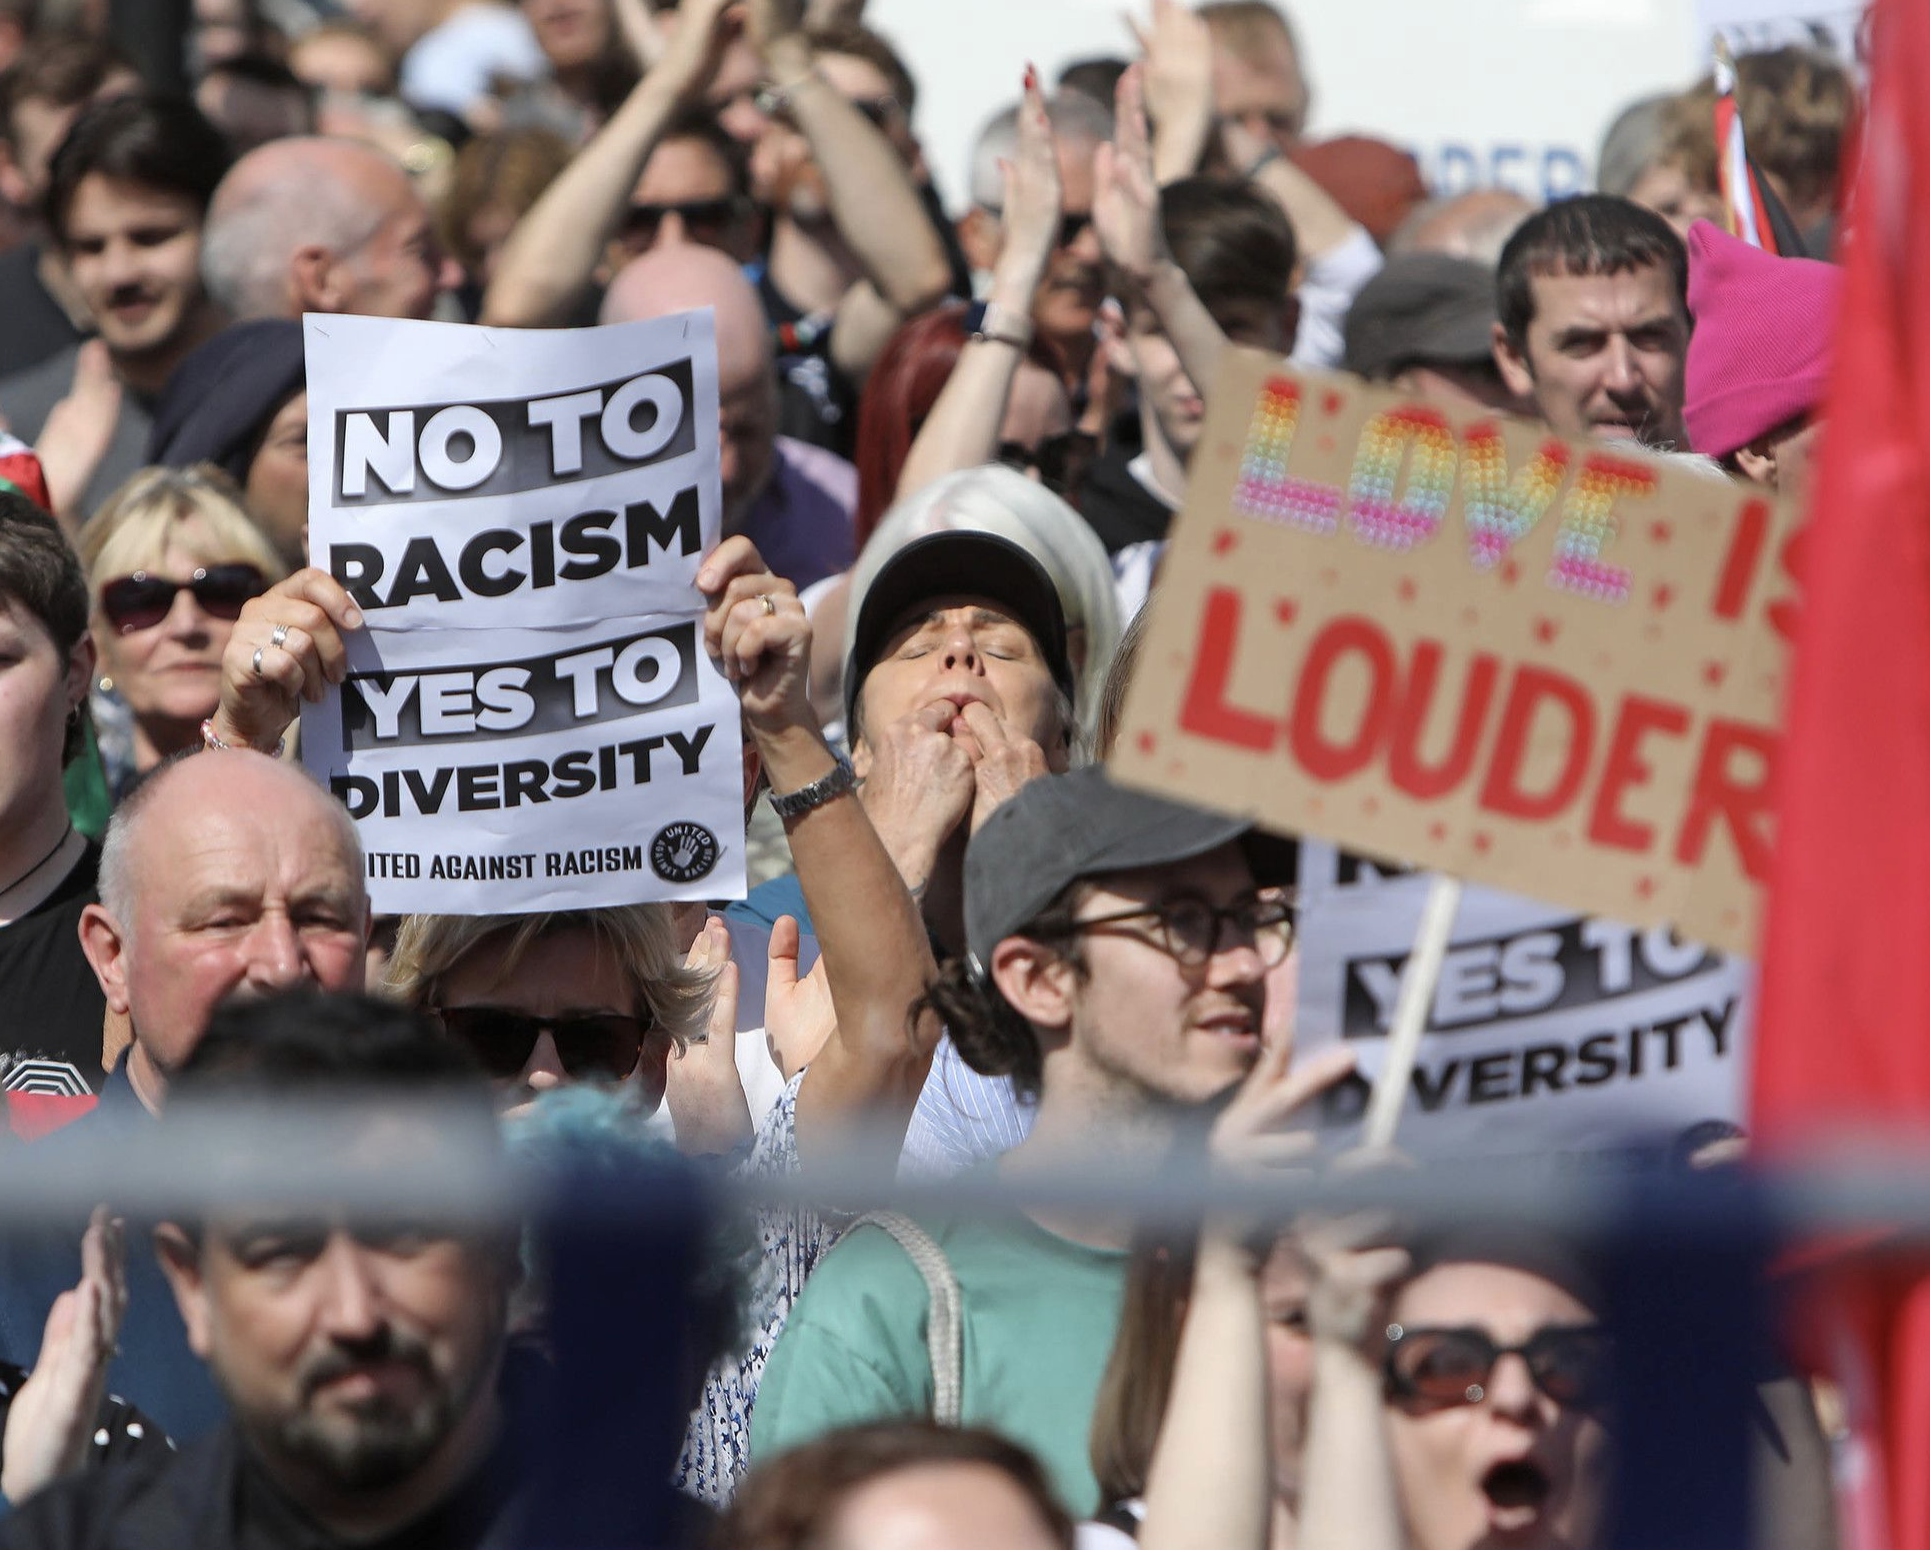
(200, 136, 459, 322)
(0, 750, 370, 1447)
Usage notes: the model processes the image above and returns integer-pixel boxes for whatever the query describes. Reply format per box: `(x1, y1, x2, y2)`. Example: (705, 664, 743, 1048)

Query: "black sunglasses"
(1384, 1324, 1611, 1409)
(620, 196, 749, 248)
(996, 429, 1098, 502)
(100, 563, 265, 633)
(433, 1005, 664, 1089)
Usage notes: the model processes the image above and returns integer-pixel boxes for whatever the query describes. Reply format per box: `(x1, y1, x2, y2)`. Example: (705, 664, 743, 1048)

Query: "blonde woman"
(79, 465, 283, 800)
(385, 905, 715, 1125)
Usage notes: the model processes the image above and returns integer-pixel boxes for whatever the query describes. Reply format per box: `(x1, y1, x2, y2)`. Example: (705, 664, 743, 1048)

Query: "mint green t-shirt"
(749, 1208, 1128, 1514)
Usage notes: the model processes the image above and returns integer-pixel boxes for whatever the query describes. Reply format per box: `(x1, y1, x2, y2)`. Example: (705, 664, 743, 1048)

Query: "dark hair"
(0, 31, 131, 149)
(1057, 56, 1129, 109)
(716, 1420, 1075, 1550)
(201, 51, 308, 97)
(45, 91, 233, 246)
(180, 988, 488, 1098)
(1125, 177, 1297, 327)
(657, 106, 753, 199)
(852, 301, 1067, 546)
(1495, 193, 1688, 350)
(1090, 1228, 1200, 1509)
(805, 22, 917, 115)
(912, 879, 1090, 1101)
(0, 491, 87, 761)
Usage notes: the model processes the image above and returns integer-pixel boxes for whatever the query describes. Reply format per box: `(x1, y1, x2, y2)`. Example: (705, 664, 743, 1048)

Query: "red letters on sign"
(1477, 667, 1596, 820)
(1179, 586, 1275, 751)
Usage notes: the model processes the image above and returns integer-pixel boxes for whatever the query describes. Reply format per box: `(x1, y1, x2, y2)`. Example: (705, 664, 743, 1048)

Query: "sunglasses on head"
(100, 564, 265, 634)
(619, 196, 749, 249)
(1384, 1323, 1610, 1409)
(433, 1005, 664, 1090)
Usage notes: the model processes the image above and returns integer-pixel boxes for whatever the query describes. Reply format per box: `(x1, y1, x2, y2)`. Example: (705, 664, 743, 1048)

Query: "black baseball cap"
(843, 529, 1076, 732)
(1342, 252, 1499, 381)
(963, 767, 1295, 978)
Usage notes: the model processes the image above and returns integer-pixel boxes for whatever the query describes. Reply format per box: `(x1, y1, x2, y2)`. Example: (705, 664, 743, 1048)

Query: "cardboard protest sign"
(300, 312, 744, 914)
(1294, 844, 1750, 1154)
(1110, 349, 1797, 957)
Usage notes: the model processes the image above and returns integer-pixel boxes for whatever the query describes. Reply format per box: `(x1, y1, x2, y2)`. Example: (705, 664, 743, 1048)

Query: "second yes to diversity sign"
(1111, 350, 1798, 957)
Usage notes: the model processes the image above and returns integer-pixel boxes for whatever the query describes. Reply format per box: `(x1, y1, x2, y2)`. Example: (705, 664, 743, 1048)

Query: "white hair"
(201, 153, 388, 320)
(968, 92, 1115, 211)
(852, 464, 1125, 739)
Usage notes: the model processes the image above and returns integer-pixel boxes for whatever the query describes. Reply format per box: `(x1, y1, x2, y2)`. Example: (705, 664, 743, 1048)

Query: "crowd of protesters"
(0, 0, 1858, 1545)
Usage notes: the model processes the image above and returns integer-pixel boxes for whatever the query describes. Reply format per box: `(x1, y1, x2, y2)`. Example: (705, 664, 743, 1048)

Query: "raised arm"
(1133, 0, 1216, 186)
(479, 0, 744, 328)
(748, 0, 952, 379)
(1094, 66, 1227, 400)
(699, 535, 939, 1163)
(893, 65, 1059, 504)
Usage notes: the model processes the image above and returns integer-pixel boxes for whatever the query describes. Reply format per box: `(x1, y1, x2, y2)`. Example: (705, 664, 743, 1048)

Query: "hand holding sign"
(213, 569, 363, 753)
(699, 534, 809, 735)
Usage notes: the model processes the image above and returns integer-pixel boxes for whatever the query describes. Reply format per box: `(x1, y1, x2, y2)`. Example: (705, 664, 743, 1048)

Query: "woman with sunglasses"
(77, 465, 282, 801)
(383, 904, 712, 1122)
(1082, 1211, 1614, 1550)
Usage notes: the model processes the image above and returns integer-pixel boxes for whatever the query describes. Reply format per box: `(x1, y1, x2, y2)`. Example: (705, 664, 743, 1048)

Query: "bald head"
(602, 246, 778, 528)
(1392, 189, 1538, 269)
(84, 752, 370, 1111)
(203, 136, 450, 321)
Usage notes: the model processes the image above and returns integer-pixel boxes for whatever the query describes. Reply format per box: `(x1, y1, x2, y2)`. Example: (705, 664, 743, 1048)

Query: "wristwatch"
(768, 753, 857, 820)
(964, 298, 1035, 351)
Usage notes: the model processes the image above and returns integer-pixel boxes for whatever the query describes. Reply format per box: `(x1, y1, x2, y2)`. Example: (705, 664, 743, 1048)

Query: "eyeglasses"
(618, 196, 750, 252)
(996, 429, 1098, 502)
(433, 1005, 664, 1089)
(1384, 1324, 1611, 1409)
(1059, 890, 1297, 968)
(100, 564, 265, 633)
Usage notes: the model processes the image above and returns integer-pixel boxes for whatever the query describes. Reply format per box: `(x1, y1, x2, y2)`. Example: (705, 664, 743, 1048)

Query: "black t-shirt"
(0, 847, 107, 1126)
(1077, 447, 1178, 553)
(0, 241, 86, 381)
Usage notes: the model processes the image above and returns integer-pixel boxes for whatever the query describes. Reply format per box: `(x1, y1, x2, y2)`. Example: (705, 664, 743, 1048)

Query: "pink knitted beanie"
(1683, 219, 1841, 459)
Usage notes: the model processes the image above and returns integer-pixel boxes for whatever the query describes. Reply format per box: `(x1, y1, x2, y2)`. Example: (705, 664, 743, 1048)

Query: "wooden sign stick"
(1362, 874, 1464, 1150)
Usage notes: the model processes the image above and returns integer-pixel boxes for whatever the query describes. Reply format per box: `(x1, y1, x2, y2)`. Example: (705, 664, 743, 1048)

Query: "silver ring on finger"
(252, 645, 265, 677)
(760, 593, 776, 616)
(270, 622, 290, 649)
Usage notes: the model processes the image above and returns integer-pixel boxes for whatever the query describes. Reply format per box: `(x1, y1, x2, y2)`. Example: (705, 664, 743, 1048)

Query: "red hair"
(852, 301, 1067, 547)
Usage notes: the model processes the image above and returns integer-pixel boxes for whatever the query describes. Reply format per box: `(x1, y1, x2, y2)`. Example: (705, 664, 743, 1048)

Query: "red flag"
(1752, 0, 1930, 1544)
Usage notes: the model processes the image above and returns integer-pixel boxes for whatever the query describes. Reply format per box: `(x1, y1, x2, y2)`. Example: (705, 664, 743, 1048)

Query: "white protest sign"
(1295, 844, 1751, 1157)
(300, 312, 745, 915)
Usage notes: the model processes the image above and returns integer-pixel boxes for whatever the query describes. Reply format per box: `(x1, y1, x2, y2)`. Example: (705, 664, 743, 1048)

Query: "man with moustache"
(0, 990, 528, 1549)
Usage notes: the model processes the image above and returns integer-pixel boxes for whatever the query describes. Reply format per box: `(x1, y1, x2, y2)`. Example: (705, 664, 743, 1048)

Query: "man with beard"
(0, 990, 527, 1549)
(0, 93, 230, 523)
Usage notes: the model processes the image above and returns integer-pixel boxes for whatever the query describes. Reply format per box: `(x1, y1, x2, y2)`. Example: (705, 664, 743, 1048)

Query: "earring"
(96, 674, 113, 694)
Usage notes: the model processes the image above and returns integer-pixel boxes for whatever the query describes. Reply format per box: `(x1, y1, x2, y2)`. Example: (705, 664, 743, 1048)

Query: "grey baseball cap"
(964, 767, 1292, 977)
(1342, 252, 1499, 380)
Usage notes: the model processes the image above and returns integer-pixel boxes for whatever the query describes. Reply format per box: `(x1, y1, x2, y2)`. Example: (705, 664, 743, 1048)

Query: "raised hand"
(35, 341, 121, 527)
(1, 1209, 126, 1505)
(765, 914, 836, 1079)
(1210, 1040, 1356, 1179)
(697, 535, 811, 735)
(1129, 0, 1215, 182)
(665, 914, 754, 1156)
(1092, 63, 1168, 290)
(990, 65, 1063, 299)
(211, 569, 362, 753)
(742, 0, 806, 54)
(656, 0, 746, 101)
(1299, 1197, 1412, 1353)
